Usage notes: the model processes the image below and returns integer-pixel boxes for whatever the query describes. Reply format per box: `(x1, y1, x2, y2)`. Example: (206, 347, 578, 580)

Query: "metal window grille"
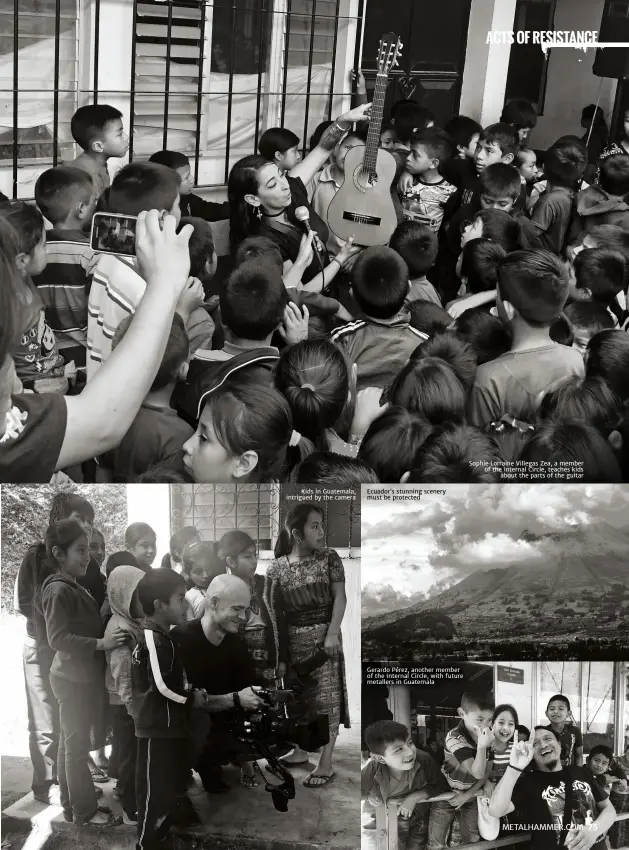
(1, 0, 79, 198)
(3, 0, 361, 197)
(170, 484, 361, 556)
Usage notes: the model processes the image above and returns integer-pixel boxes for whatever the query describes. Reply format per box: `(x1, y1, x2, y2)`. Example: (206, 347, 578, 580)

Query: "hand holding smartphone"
(90, 212, 138, 256)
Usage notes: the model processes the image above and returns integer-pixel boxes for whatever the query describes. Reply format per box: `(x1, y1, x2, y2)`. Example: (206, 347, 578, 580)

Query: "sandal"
(303, 772, 335, 788)
(89, 765, 109, 783)
(240, 768, 259, 788)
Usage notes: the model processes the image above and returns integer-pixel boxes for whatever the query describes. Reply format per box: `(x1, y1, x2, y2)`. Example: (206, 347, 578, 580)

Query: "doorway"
(359, 0, 472, 124)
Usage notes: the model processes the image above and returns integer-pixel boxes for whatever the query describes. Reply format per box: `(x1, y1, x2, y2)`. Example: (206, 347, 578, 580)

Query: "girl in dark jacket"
(41, 519, 127, 827)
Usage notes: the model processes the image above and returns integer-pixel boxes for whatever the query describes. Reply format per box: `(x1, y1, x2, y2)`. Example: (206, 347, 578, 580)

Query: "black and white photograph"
(3, 0, 629, 485)
(362, 484, 629, 662)
(0, 483, 361, 849)
(361, 661, 629, 850)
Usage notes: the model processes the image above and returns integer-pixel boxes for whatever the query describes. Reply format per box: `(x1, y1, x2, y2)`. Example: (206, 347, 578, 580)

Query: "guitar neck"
(364, 72, 388, 172)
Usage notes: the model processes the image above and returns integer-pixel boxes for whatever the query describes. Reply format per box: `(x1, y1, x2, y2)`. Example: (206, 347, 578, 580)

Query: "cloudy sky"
(361, 484, 629, 618)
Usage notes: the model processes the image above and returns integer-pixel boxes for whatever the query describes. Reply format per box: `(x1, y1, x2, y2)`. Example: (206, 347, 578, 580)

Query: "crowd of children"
(14, 492, 349, 847)
(362, 691, 628, 850)
(2, 91, 629, 484)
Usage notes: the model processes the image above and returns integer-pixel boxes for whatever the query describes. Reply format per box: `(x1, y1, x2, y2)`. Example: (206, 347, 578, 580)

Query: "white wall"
(459, 0, 517, 125)
(531, 0, 617, 150)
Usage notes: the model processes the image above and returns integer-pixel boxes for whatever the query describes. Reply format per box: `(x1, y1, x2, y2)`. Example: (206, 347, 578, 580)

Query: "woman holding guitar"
(227, 103, 370, 291)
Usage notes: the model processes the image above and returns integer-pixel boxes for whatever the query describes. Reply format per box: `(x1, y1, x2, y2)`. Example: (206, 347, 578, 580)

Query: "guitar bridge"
(342, 212, 382, 225)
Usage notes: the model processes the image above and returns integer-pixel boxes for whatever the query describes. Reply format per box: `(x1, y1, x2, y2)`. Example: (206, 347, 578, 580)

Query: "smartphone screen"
(90, 212, 137, 256)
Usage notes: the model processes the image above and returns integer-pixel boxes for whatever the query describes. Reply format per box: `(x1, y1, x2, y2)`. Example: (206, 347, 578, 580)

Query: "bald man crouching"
(171, 574, 266, 793)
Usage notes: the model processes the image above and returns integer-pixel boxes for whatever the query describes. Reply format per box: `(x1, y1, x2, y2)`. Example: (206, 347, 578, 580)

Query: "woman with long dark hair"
(264, 502, 349, 787)
(228, 103, 370, 288)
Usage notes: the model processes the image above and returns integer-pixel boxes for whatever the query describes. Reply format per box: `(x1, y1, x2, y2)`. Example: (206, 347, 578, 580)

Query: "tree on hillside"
(1, 484, 128, 614)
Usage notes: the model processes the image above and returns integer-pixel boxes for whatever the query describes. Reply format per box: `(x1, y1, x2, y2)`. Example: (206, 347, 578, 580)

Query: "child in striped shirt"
(34, 167, 98, 372)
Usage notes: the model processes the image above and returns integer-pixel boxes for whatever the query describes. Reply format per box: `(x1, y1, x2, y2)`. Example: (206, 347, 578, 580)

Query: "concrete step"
(2, 729, 361, 850)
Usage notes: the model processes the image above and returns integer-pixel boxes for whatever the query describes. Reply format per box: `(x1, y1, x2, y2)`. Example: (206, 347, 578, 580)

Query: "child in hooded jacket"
(104, 565, 146, 823)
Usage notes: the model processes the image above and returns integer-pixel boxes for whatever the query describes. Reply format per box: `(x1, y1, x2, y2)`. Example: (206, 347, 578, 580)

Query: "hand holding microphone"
(295, 206, 325, 256)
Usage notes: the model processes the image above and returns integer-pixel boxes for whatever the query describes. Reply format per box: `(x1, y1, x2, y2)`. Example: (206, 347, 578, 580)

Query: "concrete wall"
(530, 0, 617, 150)
(459, 0, 517, 125)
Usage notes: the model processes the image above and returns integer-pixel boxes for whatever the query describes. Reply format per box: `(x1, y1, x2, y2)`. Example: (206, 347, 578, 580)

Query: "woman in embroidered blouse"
(265, 501, 349, 788)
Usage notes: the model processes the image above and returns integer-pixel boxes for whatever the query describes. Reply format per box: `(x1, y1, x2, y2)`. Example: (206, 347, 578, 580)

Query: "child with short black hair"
(545, 694, 584, 767)
(179, 216, 216, 287)
(288, 451, 379, 485)
(362, 719, 452, 850)
(444, 115, 482, 161)
(70, 104, 128, 199)
(586, 328, 629, 403)
(431, 691, 495, 849)
(477, 163, 522, 212)
(132, 568, 208, 846)
(408, 301, 453, 336)
(174, 261, 294, 427)
(97, 314, 193, 482)
(452, 308, 512, 365)
(331, 247, 428, 391)
(33, 166, 98, 370)
(585, 746, 629, 792)
(571, 247, 627, 325)
(538, 375, 623, 436)
(469, 250, 584, 427)
(461, 209, 523, 253)
(358, 407, 432, 482)
(401, 128, 456, 232)
(148, 149, 230, 221)
(161, 526, 201, 572)
(0, 201, 68, 393)
(258, 127, 301, 172)
(457, 238, 505, 295)
(564, 300, 615, 356)
(500, 99, 537, 144)
(389, 220, 441, 305)
(87, 162, 212, 378)
(387, 358, 467, 426)
(574, 153, 629, 234)
(125, 522, 157, 573)
(531, 139, 587, 254)
(521, 421, 622, 482)
(408, 425, 504, 483)
(515, 147, 539, 198)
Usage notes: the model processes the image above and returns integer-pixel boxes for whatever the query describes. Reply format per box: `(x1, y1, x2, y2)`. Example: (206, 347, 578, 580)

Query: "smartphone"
(90, 212, 137, 256)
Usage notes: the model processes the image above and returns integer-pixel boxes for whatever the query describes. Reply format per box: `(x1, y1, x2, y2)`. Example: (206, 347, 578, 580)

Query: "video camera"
(227, 648, 331, 812)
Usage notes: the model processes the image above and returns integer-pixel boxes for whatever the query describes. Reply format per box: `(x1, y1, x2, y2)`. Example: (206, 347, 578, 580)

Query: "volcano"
(362, 523, 629, 648)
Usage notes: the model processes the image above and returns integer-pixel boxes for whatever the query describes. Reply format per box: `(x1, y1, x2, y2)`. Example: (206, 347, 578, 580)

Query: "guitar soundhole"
(353, 166, 378, 193)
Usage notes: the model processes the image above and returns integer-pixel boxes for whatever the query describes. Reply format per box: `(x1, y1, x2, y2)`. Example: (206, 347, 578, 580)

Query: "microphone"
(294, 205, 325, 277)
(294, 205, 312, 231)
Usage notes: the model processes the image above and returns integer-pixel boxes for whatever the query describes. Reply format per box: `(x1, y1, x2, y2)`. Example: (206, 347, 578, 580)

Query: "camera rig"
(227, 648, 331, 811)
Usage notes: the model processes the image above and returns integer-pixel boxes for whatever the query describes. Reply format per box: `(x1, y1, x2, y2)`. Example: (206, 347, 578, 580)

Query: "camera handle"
(235, 735, 296, 812)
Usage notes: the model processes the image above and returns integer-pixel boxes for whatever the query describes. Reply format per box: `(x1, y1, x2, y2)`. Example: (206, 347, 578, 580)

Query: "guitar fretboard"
(363, 71, 388, 174)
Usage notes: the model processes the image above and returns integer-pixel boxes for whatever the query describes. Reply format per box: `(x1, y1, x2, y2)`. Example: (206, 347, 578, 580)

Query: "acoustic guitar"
(327, 33, 403, 247)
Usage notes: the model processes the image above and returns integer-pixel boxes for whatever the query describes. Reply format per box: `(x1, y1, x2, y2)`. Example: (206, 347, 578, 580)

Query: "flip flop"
(89, 766, 109, 783)
(303, 772, 335, 788)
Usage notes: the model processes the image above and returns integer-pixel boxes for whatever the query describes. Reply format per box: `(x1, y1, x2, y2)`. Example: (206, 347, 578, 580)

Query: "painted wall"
(530, 0, 617, 150)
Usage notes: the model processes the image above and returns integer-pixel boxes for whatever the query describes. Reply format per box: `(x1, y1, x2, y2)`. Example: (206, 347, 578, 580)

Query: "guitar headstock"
(376, 32, 403, 76)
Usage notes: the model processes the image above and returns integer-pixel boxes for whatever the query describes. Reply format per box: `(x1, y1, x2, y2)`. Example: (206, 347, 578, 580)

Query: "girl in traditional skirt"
(265, 501, 349, 788)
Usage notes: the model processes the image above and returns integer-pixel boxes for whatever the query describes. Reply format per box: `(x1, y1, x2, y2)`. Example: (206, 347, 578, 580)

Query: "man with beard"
(171, 574, 266, 792)
(489, 726, 616, 850)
